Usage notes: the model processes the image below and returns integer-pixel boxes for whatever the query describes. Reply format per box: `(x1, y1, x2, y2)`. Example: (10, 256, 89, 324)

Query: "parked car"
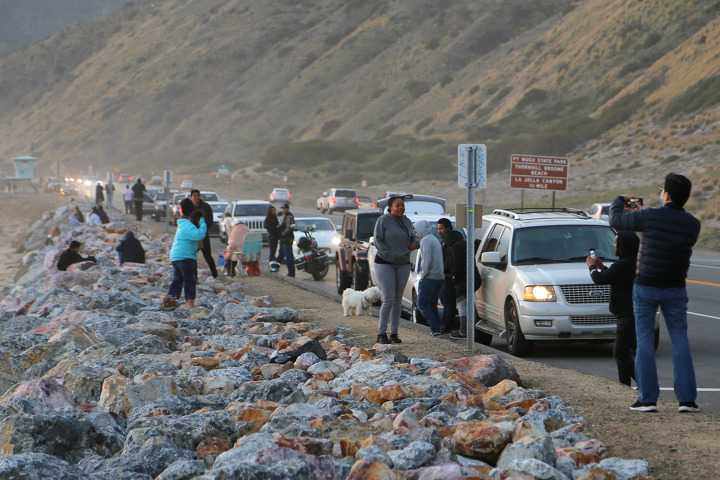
(118, 173, 133, 183)
(269, 188, 291, 204)
(474, 208, 620, 356)
(169, 193, 187, 225)
(316, 192, 327, 210)
(150, 175, 163, 186)
(219, 200, 272, 245)
(588, 203, 611, 223)
(357, 196, 376, 209)
(318, 188, 358, 214)
(335, 209, 383, 293)
(207, 201, 229, 237)
(152, 189, 180, 221)
(291, 217, 341, 258)
(180, 179, 194, 190)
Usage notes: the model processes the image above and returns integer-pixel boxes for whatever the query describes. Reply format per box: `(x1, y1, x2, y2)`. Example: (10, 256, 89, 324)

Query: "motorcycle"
(292, 224, 329, 281)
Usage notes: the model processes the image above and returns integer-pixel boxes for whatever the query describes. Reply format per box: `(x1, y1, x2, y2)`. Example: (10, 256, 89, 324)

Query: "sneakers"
(449, 331, 467, 339)
(431, 332, 444, 337)
(376, 334, 390, 344)
(679, 401, 700, 413)
(389, 334, 402, 344)
(629, 400, 658, 412)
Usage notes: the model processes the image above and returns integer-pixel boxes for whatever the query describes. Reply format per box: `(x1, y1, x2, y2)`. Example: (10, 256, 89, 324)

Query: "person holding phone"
(587, 232, 640, 386)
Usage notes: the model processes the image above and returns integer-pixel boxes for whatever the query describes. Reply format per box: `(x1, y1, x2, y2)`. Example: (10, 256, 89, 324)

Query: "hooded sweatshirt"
(589, 231, 640, 315)
(170, 218, 207, 262)
(414, 220, 444, 280)
(373, 213, 419, 265)
(116, 231, 146, 265)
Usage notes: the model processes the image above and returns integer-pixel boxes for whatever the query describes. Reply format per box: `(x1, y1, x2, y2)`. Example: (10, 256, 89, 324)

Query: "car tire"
(352, 262, 368, 291)
(336, 258, 352, 295)
(505, 299, 534, 357)
(411, 290, 427, 325)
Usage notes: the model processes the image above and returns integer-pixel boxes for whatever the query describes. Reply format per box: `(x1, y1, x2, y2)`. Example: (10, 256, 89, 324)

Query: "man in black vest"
(191, 189, 218, 278)
(131, 178, 146, 221)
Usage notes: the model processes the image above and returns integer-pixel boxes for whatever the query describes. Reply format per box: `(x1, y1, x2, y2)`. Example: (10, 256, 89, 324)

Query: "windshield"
(334, 189, 356, 197)
(210, 203, 228, 213)
(402, 201, 444, 215)
(200, 193, 219, 201)
(358, 213, 381, 240)
(512, 225, 617, 265)
(358, 196, 371, 202)
(234, 204, 269, 216)
(295, 219, 335, 231)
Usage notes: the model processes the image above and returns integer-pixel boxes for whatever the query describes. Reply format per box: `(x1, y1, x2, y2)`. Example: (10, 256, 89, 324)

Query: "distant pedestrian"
(95, 182, 104, 206)
(611, 172, 702, 413)
(437, 217, 456, 333)
(116, 231, 145, 265)
(264, 205, 283, 263)
(105, 181, 115, 208)
(131, 178, 146, 221)
(587, 232, 640, 386)
(56, 240, 96, 271)
(123, 185, 133, 214)
(190, 189, 218, 278)
(277, 203, 296, 277)
(167, 198, 206, 309)
(372, 196, 419, 344)
(413, 220, 445, 336)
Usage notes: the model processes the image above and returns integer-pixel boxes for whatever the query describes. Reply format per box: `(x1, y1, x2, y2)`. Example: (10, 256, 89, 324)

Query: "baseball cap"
(281, 203, 290, 208)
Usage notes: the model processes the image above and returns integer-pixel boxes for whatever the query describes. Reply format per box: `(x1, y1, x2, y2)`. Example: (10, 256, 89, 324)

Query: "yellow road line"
(688, 279, 720, 287)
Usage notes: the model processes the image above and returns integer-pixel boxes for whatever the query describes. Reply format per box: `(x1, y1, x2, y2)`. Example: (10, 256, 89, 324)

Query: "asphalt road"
(206, 204, 720, 414)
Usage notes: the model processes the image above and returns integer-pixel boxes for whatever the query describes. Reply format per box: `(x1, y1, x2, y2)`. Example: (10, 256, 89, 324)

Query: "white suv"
(474, 208, 618, 356)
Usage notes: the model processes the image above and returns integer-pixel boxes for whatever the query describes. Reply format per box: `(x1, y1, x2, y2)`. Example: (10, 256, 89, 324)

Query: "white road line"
(688, 311, 720, 320)
(690, 263, 720, 270)
(659, 388, 720, 392)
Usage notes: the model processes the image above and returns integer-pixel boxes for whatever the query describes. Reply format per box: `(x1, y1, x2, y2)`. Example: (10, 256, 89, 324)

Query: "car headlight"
(331, 236, 341, 246)
(523, 285, 556, 302)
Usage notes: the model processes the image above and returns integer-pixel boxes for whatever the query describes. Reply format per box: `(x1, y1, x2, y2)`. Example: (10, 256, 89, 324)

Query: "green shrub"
(320, 119, 342, 137)
(261, 140, 367, 168)
(414, 117, 433, 133)
(516, 88, 548, 110)
(405, 80, 433, 99)
(425, 38, 441, 50)
(664, 74, 720, 119)
(662, 154, 680, 164)
(449, 113, 464, 124)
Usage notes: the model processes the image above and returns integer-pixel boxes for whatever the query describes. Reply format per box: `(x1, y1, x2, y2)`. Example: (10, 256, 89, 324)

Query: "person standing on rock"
(131, 178, 146, 221)
(168, 198, 206, 309)
(123, 185, 133, 215)
(611, 173, 701, 413)
(190, 189, 218, 279)
(373, 196, 419, 344)
(95, 182, 104, 207)
(105, 180, 115, 209)
(587, 231, 640, 387)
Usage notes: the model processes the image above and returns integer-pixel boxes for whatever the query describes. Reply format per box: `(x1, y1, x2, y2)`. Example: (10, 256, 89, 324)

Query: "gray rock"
(492, 458, 570, 480)
(0, 452, 89, 480)
(212, 433, 275, 469)
(356, 445, 393, 467)
(116, 334, 171, 356)
(156, 459, 207, 480)
(329, 362, 414, 391)
(388, 440, 436, 470)
(496, 434, 557, 469)
(596, 458, 649, 480)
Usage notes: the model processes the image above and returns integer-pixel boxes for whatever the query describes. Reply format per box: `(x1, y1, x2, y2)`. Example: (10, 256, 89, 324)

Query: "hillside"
(0, 0, 719, 228)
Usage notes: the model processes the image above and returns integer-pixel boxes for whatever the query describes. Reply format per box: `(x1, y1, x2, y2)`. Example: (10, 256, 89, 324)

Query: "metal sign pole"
(466, 147, 476, 353)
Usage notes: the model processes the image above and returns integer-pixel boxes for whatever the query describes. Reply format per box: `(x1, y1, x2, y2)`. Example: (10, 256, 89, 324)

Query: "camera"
(589, 248, 596, 259)
(626, 197, 643, 208)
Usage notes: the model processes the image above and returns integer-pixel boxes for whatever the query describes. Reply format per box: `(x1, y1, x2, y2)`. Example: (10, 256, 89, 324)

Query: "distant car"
(357, 196, 376, 209)
(180, 179, 194, 190)
(316, 191, 328, 210)
(269, 188, 291, 204)
(291, 217, 342, 258)
(219, 200, 272, 245)
(318, 188, 358, 214)
(207, 201, 229, 236)
(150, 175, 162, 186)
(118, 173, 133, 183)
(169, 193, 187, 225)
(588, 203, 611, 223)
(152, 190, 180, 221)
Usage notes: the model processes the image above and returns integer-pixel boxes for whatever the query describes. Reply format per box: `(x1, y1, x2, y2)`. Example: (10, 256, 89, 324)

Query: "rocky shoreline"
(0, 203, 652, 480)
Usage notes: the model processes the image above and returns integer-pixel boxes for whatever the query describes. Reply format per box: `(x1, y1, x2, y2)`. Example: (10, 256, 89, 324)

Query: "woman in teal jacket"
(168, 198, 207, 308)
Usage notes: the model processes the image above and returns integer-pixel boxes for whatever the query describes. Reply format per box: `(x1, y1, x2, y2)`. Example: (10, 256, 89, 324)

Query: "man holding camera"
(610, 173, 701, 413)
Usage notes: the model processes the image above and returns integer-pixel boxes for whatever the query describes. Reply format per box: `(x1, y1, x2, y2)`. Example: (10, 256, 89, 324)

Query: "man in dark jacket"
(116, 231, 146, 265)
(57, 240, 96, 271)
(587, 232, 640, 386)
(610, 172, 701, 413)
(437, 218, 456, 333)
(190, 189, 218, 278)
(277, 203, 295, 277)
(131, 179, 146, 221)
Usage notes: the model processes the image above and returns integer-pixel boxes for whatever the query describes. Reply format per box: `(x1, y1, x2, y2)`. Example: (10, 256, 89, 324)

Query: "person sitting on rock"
(97, 205, 110, 224)
(56, 240, 96, 271)
(88, 207, 103, 225)
(69, 206, 85, 226)
(116, 231, 145, 265)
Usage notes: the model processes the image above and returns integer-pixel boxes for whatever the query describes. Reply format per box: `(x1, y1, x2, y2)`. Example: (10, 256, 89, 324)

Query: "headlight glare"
(523, 285, 556, 301)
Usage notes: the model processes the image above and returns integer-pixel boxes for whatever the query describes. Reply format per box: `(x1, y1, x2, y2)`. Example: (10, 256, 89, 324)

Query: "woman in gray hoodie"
(414, 220, 445, 336)
(373, 196, 419, 344)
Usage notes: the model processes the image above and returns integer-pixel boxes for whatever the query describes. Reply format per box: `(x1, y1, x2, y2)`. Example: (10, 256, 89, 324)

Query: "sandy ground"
(3, 192, 720, 479)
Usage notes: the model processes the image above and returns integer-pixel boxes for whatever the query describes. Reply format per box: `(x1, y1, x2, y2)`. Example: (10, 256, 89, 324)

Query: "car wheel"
(336, 258, 352, 295)
(352, 262, 368, 291)
(411, 290, 427, 325)
(505, 299, 534, 356)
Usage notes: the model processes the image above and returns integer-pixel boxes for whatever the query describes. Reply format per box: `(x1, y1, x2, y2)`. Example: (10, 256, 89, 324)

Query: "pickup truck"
(335, 209, 382, 294)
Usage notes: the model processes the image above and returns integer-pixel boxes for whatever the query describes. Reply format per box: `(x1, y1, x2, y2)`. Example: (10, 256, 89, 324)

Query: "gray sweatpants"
(374, 263, 411, 335)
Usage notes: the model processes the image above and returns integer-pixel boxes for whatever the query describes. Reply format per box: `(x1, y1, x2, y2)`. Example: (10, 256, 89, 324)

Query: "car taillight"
(288, 193, 291, 198)
(331, 197, 336, 202)
(371, 203, 376, 207)
(355, 198, 359, 203)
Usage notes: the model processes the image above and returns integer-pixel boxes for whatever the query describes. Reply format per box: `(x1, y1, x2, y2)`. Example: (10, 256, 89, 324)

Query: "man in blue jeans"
(277, 203, 296, 277)
(610, 173, 701, 413)
(413, 220, 445, 336)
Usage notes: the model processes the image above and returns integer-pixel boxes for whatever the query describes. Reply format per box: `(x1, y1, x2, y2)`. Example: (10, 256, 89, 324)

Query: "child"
(167, 199, 206, 309)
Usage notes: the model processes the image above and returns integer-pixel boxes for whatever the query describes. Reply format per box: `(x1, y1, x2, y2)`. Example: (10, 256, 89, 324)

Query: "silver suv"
(319, 188, 358, 214)
(474, 208, 618, 356)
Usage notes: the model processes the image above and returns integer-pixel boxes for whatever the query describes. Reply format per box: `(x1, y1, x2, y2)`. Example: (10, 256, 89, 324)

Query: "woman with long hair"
(372, 196, 419, 344)
(264, 205, 283, 263)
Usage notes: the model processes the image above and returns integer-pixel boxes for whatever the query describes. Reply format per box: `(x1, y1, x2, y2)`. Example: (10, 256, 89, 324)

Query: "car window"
(358, 196, 371, 202)
(357, 213, 381, 241)
(402, 201, 444, 215)
(334, 189, 356, 197)
(512, 225, 617, 264)
(201, 193, 219, 202)
(295, 219, 334, 231)
(234, 204, 269, 216)
(210, 203, 228, 213)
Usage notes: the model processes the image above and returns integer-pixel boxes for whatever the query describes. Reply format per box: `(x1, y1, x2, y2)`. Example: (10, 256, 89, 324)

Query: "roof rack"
(492, 207, 590, 220)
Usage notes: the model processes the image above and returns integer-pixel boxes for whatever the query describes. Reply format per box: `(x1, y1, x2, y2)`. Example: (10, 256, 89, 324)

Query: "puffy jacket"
(610, 196, 700, 288)
(413, 220, 444, 280)
(170, 218, 207, 261)
(589, 231, 639, 315)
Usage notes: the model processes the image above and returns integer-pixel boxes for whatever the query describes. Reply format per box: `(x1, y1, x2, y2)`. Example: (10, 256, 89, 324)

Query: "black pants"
(134, 200, 143, 221)
(441, 274, 456, 331)
(199, 236, 218, 278)
(615, 312, 637, 386)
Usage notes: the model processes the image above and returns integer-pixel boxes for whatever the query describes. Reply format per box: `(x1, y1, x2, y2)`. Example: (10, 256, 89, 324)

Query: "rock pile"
(0, 204, 652, 479)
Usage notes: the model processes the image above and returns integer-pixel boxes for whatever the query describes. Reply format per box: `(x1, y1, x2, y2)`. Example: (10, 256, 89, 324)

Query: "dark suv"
(336, 209, 382, 294)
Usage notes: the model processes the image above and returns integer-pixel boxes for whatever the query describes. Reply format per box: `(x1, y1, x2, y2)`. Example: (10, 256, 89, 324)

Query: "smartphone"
(589, 248, 596, 258)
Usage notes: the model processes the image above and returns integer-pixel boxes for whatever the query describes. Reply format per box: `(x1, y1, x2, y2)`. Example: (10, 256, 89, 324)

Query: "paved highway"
(208, 204, 720, 414)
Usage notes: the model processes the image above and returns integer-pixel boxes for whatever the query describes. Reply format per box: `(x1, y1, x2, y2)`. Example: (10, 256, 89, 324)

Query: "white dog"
(342, 286, 382, 316)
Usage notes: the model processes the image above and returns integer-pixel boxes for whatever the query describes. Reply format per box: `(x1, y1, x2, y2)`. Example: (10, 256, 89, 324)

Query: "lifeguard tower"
(3, 155, 38, 192)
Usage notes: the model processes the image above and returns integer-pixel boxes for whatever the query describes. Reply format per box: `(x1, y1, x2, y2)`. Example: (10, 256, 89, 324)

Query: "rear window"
(334, 189, 356, 197)
(357, 213, 381, 240)
(295, 219, 335, 231)
(210, 203, 228, 213)
(358, 196, 371, 202)
(234, 204, 269, 216)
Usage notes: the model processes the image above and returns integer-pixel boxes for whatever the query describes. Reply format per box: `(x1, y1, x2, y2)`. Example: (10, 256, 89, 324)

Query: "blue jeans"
(633, 284, 696, 403)
(417, 278, 444, 334)
(268, 234, 280, 262)
(279, 242, 295, 276)
(169, 259, 197, 300)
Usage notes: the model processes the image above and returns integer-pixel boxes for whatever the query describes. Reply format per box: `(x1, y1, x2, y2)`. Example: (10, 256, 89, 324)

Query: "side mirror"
(481, 251, 505, 268)
(344, 228, 353, 239)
